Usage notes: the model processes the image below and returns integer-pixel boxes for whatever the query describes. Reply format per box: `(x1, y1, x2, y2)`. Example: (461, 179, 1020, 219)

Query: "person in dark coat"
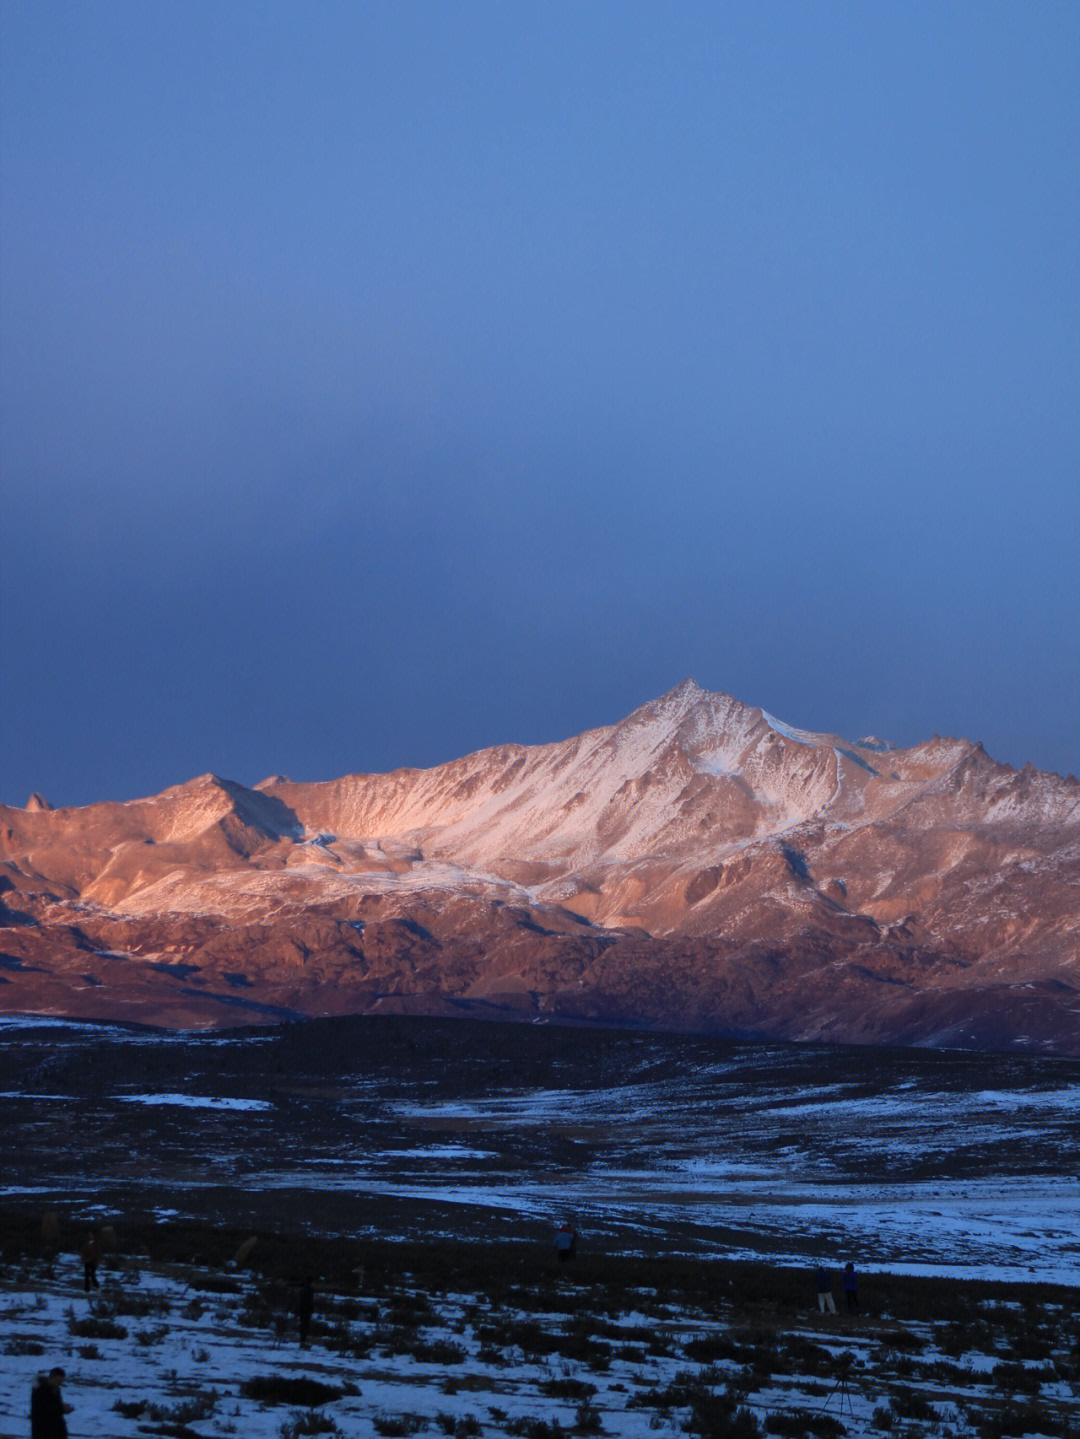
(843, 1260, 859, 1312)
(80, 1231, 100, 1292)
(815, 1264, 836, 1314)
(297, 1275, 315, 1346)
(31, 1368, 72, 1439)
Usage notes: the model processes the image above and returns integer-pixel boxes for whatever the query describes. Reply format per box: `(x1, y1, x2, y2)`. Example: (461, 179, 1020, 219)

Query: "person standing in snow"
(843, 1260, 859, 1312)
(555, 1220, 577, 1263)
(31, 1368, 72, 1438)
(815, 1264, 836, 1314)
(297, 1275, 315, 1346)
(80, 1231, 99, 1292)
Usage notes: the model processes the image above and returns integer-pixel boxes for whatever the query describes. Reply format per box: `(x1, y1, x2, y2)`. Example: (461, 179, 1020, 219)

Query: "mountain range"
(3, 680, 1078, 1051)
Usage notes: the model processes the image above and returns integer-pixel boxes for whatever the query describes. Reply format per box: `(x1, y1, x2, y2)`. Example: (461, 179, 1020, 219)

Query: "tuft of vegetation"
(991, 1359, 1054, 1394)
(113, 1399, 149, 1418)
(280, 1414, 341, 1438)
(435, 1415, 483, 1437)
(187, 1272, 242, 1293)
(574, 1398, 604, 1433)
(109, 1287, 172, 1317)
(5, 1336, 45, 1355)
(66, 1306, 127, 1339)
(764, 1411, 847, 1438)
(135, 1322, 171, 1345)
(682, 1387, 761, 1439)
(505, 1419, 565, 1438)
(149, 1392, 219, 1424)
(541, 1376, 597, 1401)
(885, 1387, 937, 1423)
(242, 1376, 345, 1407)
(373, 1415, 429, 1436)
(408, 1337, 467, 1364)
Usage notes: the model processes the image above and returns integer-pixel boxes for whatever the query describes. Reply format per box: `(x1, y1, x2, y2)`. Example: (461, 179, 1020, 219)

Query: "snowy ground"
(2, 1016, 1078, 1285)
(3, 1015, 1079, 1436)
(2, 1245, 1077, 1439)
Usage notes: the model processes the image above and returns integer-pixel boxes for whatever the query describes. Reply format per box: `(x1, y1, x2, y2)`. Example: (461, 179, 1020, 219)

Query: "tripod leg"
(818, 1378, 841, 1413)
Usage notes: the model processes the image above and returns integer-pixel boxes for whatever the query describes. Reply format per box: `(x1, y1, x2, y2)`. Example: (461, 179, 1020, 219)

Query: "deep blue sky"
(2, 1, 1078, 807)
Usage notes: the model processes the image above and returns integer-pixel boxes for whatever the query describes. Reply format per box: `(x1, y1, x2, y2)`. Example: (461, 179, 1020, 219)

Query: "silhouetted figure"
(31, 1368, 72, 1439)
(297, 1275, 315, 1346)
(80, 1231, 99, 1292)
(232, 1235, 258, 1268)
(41, 1209, 60, 1256)
(815, 1264, 836, 1314)
(556, 1221, 577, 1263)
(843, 1260, 859, 1312)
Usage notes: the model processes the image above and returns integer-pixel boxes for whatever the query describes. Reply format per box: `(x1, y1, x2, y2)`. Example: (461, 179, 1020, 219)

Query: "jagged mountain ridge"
(2, 681, 1078, 1049)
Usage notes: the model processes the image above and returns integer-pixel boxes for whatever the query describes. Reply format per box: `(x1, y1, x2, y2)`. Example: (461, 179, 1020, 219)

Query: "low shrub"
(885, 1387, 937, 1422)
(435, 1415, 482, 1437)
(686, 1329, 778, 1385)
(241, 1376, 344, 1407)
(188, 1273, 241, 1293)
(683, 1388, 761, 1439)
(280, 1414, 341, 1438)
(112, 1399, 148, 1418)
(409, 1337, 467, 1364)
(574, 1398, 603, 1433)
(148, 1393, 219, 1424)
(505, 1419, 565, 1438)
(764, 1410, 847, 1438)
(779, 1334, 835, 1376)
(541, 1376, 597, 1401)
(884, 1328, 925, 1353)
(616, 1344, 649, 1364)
(372, 1415, 428, 1436)
(111, 1289, 172, 1317)
(67, 1309, 127, 1339)
(626, 1367, 725, 1412)
(385, 1291, 435, 1326)
(5, 1336, 45, 1355)
(991, 1360, 1054, 1394)
(968, 1401, 1068, 1439)
(442, 1373, 497, 1396)
(135, 1323, 170, 1345)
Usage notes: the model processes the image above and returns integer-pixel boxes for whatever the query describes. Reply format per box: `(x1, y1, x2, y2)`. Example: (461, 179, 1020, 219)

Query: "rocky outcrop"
(2, 682, 1077, 1050)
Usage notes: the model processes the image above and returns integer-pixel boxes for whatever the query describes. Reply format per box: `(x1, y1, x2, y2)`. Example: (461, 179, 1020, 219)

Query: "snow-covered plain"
(3, 1015, 1080, 1437)
(3, 1245, 1078, 1439)
(2, 1017, 1078, 1287)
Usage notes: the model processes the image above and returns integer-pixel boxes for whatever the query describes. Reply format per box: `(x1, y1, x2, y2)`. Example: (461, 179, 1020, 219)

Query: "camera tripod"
(820, 1365, 857, 1420)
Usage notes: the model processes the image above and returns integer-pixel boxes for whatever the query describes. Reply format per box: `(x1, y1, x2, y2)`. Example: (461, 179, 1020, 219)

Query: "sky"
(2, 0, 1078, 808)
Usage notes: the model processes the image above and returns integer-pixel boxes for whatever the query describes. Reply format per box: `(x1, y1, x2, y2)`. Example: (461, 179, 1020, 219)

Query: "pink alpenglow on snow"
(2, 682, 1078, 1051)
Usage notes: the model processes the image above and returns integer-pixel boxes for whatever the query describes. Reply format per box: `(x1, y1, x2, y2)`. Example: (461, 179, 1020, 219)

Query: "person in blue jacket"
(843, 1260, 859, 1311)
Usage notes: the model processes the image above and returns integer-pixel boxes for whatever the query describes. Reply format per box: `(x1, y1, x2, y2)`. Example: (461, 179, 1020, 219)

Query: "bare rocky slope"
(2, 680, 1078, 1050)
